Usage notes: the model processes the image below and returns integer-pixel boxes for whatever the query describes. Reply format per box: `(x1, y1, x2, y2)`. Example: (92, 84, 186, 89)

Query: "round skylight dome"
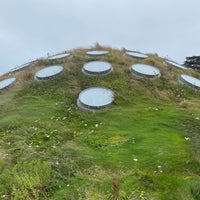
(0, 77, 16, 90)
(165, 60, 187, 70)
(126, 51, 148, 59)
(179, 74, 200, 89)
(48, 53, 70, 60)
(77, 87, 114, 111)
(82, 61, 112, 76)
(86, 50, 108, 56)
(10, 62, 33, 73)
(35, 65, 64, 81)
(131, 64, 160, 78)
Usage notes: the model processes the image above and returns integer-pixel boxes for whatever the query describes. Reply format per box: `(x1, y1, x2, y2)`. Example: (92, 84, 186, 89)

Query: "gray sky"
(1, 0, 200, 75)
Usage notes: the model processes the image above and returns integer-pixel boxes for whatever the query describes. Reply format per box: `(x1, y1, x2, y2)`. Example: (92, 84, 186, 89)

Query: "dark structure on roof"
(184, 56, 200, 71)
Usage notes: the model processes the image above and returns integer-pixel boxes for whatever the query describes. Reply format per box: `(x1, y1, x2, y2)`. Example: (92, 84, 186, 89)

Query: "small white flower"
(133, 158, 138, 162)
(56, 161, 59, 165)
(62, 117, 67, 120)
(89, 130, 94, 134)
(184, 137, 190, 141)
(95, 124, 99, 128)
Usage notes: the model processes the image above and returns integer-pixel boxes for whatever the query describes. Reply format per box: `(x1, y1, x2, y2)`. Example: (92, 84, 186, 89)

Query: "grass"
(0, 45, 200, 199)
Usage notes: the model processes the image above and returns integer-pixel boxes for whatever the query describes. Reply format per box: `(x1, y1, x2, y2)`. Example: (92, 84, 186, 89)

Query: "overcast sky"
(1, 0, 200, 75)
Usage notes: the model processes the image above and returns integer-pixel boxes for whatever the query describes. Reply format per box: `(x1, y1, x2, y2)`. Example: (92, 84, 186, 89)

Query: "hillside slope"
(0, 46, 200, 200)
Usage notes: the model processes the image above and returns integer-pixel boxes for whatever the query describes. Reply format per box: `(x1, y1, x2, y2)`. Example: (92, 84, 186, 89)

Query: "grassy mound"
(0, 46, 200, 199)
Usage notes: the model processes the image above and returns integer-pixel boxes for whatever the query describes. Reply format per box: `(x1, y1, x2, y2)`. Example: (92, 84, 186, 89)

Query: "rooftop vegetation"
(0, 45, 200, 199)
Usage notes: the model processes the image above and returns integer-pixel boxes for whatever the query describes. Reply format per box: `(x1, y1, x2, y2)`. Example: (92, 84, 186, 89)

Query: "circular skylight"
(125, 51, 148, 59)
(77, 87, 114, 111)
(131, 64, 160, 78)
(48, 53, 70, 60)
(86, 50, 108, 56)
(35, 65, 64, 81)
(82, 61, 112, 76)
(0, 77, 16, 90)
(179, 74, 200, 89)
(10, 62, 33, 73)
(165, 60, 187, 70)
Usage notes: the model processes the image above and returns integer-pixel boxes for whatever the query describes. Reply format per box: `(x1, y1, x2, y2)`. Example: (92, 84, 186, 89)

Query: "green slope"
(0, 46, 200, 200)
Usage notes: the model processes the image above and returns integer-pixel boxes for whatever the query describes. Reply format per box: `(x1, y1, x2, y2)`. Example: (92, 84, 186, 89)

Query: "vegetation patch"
(0, 46, 200, 199)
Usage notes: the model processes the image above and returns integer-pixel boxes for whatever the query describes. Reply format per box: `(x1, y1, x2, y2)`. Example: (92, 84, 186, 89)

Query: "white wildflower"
(88, 130, 94, 134)
(184, 137, 190, 141)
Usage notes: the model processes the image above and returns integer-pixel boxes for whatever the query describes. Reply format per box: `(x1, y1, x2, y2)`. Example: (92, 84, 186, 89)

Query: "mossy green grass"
(0, 46, 199, 199)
